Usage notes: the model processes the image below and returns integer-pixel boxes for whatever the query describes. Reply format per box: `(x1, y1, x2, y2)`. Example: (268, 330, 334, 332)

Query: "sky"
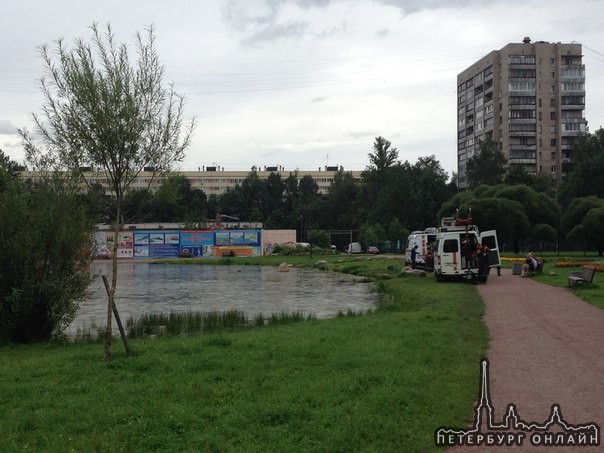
(1, 0, 604, 178)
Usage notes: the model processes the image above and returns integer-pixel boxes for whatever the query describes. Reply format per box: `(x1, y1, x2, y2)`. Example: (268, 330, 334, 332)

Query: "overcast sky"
(1, 0, 603, 177)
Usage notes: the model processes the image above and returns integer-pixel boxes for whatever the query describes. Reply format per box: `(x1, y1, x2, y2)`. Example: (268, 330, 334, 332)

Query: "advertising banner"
(180, 230, 214, 257)
(134, 230, 181, 258)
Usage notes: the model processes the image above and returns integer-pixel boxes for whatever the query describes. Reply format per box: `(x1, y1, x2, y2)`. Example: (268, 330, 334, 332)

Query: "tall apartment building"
(457, 37, 586, 189)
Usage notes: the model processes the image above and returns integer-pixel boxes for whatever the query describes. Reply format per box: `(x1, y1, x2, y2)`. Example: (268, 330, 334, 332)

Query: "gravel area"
(448, 268, 603, 452)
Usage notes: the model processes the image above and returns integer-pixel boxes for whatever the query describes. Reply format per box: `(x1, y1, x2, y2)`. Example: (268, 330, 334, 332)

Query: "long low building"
(19, 165, 363, 195)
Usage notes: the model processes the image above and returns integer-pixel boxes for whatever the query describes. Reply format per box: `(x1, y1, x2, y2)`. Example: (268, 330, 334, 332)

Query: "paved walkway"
(450, 268, 603, 452)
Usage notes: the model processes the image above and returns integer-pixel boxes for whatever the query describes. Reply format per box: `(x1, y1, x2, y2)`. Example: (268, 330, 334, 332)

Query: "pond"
(68, 262, 379, 334)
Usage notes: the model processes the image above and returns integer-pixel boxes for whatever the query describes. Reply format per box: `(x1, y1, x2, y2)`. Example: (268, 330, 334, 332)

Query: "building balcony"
(509, 90, 536, 96)
(561, 130, 584, 136)
(509, 157, 537, 165)
(508, 144, 536, 151)
(508, 131, 537, 137)
(508, 63, 536, 69)
(561, 103, 585, 110)
(509, 118, 536, 124)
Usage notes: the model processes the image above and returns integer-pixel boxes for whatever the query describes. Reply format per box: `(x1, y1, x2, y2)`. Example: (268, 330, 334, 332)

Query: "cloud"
(222, 0, 332, 45)
(241, 21, 309, 46)
(376, 27, 390, 38)
(311, 96, 328, 103)
(378, 0, 479, 14)
(0, 120, 19, 135)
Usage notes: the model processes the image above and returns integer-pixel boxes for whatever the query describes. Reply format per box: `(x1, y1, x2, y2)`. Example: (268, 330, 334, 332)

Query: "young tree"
(20, 24, 195, 360)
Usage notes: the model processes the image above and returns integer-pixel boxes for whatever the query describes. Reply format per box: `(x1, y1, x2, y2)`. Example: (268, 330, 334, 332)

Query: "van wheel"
(434, 272, 444, 282)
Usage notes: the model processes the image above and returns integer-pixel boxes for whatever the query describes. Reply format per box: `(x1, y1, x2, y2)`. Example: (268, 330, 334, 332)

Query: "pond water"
(68, 262, 379, 333)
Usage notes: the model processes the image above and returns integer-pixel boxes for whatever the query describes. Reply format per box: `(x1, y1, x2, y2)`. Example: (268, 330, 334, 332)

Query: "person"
(425, 249, 434, 270)
(522, 252, 539, 278)
(462, 237, 475, 268)
(477, 242, 490, 283)
(410, 244, 418, 269)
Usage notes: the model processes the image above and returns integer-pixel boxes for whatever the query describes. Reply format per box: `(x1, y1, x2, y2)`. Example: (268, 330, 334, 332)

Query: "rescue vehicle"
(405, 227, 437, 269)
(433, 216, 500, 282)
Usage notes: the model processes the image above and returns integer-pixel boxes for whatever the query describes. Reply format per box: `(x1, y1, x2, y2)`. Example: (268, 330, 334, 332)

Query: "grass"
(517, 254, 604, 310)
(0, 254, 489, 452)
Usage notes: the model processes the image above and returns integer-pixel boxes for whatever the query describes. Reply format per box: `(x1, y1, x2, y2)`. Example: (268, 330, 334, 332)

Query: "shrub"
(0, 178, 94, 343)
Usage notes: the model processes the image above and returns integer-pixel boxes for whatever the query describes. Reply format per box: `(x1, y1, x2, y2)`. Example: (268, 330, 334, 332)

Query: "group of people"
(410, 241, 436, 270)
(462, 238, 493, 282)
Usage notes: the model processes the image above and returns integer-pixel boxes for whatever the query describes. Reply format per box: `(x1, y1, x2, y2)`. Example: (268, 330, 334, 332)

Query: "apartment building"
(457, 37, 586, 189)
(19, 165, 363, 196)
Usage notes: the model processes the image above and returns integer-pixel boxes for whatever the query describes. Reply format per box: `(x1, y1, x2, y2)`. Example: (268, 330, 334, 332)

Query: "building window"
(561, 95, 585, 105)
(509, 81, 535, 91)
(509, 96, 536, 105)
(561, 82, 585, 91)
(510, 110, 536, 119)
(550, 111, 557, 120)
(550, 98, 557, 107)
(564, 122, 585, 132)
(509, 55, 536, 64)
(550, 125, 557, 133)
(509, 68, 536, 78)
(509, 123, 536, 132)
(551, 139, 557, 146)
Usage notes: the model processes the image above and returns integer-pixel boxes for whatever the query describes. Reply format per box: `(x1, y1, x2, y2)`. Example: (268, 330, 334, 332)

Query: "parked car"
(367, 246, 380, 254)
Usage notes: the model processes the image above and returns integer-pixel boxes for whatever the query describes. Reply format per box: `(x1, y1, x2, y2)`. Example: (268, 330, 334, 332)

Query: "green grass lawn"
(2, 254, 487, 452)
(526, 255, 604, 310)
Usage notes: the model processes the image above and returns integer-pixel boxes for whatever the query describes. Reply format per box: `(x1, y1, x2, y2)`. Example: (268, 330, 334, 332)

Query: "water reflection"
(69, 263, 378, 333)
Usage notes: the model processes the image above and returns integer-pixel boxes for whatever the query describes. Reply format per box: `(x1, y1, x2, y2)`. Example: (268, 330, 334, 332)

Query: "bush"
(0, 178, 94, 343)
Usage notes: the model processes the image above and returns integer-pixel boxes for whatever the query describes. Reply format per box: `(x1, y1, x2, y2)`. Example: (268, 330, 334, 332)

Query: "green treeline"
(79, 132, 604, 254)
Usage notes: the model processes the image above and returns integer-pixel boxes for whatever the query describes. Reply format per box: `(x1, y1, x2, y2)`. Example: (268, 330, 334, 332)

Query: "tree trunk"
(104, 225, 119, 361)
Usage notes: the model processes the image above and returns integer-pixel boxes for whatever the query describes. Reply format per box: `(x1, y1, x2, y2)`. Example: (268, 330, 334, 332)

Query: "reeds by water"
(125, 309, 317, 339)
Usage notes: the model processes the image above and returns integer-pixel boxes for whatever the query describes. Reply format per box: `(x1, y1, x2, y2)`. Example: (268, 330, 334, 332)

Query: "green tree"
(466, 138, 507, 188)
(0, 150, 21, 193)
(582, 206, 604, 256)
(559, 128, 604, 207)
(322, 170, 359, 229)
(387, 217, 408, 252)
(560, 196, 604, 238)
(531, 223, 558, 252)
(20, 23, 195, 360)
(466, 197, 530, 253)
(367, 136, 399, 172)
(0, 176, 93, 343)
(264, 172, 286, 228)
(308, 229, 329, 249)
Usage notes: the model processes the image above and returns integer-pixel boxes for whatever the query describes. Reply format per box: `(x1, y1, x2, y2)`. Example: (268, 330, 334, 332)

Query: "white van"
(405, 228, 437, 268)
(433, 217, 500, 282)
(347, 242, 362, 254)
